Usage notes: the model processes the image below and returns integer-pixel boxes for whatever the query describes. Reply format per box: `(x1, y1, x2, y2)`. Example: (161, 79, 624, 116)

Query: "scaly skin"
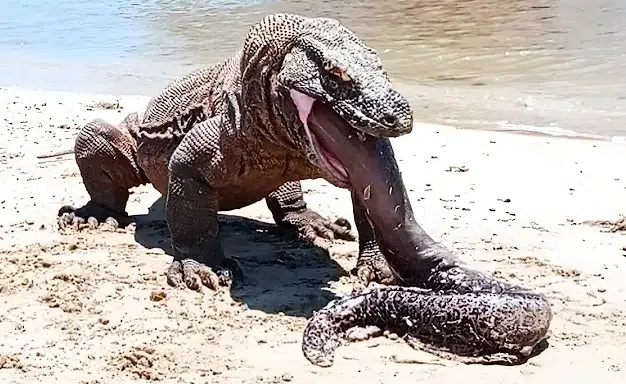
(300, 123, 552, 366)
(49, 13, 552, 363)
(302, 285, 552, 367)
(54, 13, 405, 290)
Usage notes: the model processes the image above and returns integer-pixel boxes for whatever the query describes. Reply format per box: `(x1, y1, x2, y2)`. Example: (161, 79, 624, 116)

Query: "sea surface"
(1, 0, 625, 140)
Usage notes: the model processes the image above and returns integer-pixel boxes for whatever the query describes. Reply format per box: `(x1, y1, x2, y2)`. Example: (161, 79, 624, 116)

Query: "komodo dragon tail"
(36, 111, 143, 159)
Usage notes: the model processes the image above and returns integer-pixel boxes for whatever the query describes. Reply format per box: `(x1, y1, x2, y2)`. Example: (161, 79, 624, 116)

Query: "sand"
(0, 85, 625, 383)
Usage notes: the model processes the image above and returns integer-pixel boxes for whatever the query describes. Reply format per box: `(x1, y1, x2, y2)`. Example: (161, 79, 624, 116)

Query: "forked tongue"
(309, 101, 455, 283)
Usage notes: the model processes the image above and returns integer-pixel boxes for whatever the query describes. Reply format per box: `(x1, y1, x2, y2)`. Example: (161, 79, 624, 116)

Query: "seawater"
(1, 0, 625, 140)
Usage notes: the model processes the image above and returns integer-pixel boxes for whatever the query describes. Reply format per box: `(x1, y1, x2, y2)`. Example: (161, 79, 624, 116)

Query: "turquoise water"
(1, 0, 625, 139)
(0, 0, 257, 93)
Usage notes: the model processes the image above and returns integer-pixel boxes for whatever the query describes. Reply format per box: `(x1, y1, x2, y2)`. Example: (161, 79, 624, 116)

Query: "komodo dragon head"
(241, 14, 414, 189)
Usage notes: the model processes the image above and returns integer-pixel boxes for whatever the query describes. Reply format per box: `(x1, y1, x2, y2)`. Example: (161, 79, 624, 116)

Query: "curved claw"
(283, 208, 356, 246)
(303, 218, 354, 241)
(58, 204, 77, 217)
(55, 202, 126, 231)
(103, 217, 120, 230)
(166, 257, 243, 291)
(87, 217, 99, 230)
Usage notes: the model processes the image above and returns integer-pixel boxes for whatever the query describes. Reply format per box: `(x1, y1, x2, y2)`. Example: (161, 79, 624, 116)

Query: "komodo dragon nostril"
(381, 114, 398, 128)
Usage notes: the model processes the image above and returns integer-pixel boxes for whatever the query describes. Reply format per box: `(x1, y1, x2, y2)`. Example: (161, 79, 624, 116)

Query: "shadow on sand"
(130, 196, 351, 318)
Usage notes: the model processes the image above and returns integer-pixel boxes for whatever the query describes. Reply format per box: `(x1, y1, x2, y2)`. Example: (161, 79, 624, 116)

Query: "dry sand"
(1, 86, 625, 383)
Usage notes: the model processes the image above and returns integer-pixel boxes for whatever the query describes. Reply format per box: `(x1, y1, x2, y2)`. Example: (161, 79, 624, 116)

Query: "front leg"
(350, 190, 399, 286)
(265, 181, 356, 248)
(165, 117, 242, 291)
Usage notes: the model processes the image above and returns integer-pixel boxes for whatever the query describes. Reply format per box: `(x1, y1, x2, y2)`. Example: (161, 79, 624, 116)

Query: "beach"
(0, 86, 625, 383)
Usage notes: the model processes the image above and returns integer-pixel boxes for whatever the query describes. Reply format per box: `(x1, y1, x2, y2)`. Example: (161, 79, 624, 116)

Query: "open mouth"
(289, 89, 362, 189)
(307, 128, 350, 187)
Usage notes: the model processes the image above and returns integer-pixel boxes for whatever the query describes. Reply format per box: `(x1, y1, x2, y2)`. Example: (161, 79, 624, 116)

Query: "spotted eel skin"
(302, 264, 552, 367)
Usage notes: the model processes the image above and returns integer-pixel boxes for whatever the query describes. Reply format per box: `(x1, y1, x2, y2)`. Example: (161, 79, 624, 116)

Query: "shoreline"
(2, 85, 626, 273)
(1, 86, 626, 383)
(3, 84, 625, 145)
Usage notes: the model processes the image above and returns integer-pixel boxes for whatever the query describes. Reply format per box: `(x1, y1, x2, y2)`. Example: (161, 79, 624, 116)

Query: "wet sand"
(1, 86, 625, 383)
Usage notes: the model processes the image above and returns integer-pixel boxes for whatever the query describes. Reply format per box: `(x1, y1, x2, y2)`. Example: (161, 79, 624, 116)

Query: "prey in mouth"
(289, 86, 412, 191)
(289, 89, 355, 188)
(284, 57, 413, 188)
(275, 17, 413, 189)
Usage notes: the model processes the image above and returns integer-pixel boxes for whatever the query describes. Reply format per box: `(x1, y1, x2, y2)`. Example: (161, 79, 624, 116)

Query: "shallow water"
(1, 0, 625, 139)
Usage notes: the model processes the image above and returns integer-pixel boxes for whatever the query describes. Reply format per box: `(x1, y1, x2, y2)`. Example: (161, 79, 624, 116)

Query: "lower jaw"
(309, 134, 351, 189)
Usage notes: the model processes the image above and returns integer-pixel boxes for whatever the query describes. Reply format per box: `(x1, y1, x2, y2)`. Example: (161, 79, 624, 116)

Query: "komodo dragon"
(49, 14, 552, 365)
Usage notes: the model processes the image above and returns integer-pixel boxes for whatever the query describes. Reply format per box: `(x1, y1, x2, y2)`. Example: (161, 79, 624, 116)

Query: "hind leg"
(58, 116, 147, 230)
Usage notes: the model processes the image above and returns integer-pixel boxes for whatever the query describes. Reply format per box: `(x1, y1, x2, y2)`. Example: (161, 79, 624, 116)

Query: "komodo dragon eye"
(323, 60, 351, 90)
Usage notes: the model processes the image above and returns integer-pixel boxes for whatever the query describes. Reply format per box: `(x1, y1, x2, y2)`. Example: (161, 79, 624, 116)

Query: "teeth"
(356, 131, 366, 141)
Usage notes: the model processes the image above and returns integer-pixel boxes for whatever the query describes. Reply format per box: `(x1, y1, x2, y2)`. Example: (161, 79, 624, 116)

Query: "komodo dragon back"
(136, 13, 312, 142)
(133, 14, 306, 139)
(133, 13, 335, 142)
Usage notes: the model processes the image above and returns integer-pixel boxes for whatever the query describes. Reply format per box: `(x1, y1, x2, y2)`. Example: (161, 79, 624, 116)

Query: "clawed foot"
(57, 203, 129, 231)
(166, 257, 243, 291)
(352, 248, 398, 286)
(281, 208, 356, 247)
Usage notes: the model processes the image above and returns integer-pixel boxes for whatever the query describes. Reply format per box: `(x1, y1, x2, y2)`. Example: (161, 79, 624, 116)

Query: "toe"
(166, 261, 185, 288)
(72, 216, 85, 231)
(310, 220, 335, 240)
(326, 219, 356, 241)
(196, 265, 221, 290)
(299, 224, 320, 244)
(87, 217, 99, 230)
(57, 213, 72, 229)
(71, 216, 85, 230)
(345, 326, 383, 342)
(216, 269, 233, 288)
(61, 212, 74, 223)
(104, 217, 120, 230)
(182, 263, 203, 291)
